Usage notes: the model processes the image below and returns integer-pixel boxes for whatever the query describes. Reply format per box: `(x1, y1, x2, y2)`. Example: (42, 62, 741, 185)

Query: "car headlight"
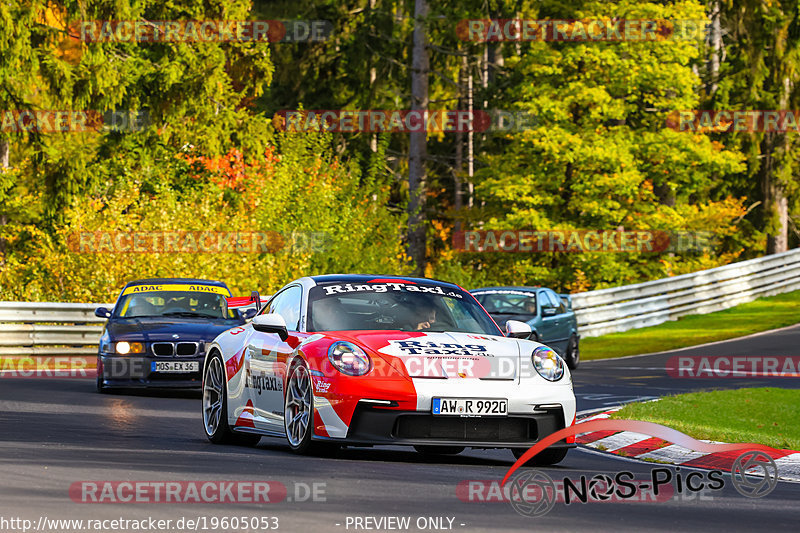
(328, 341, 372, 376)
(532, 346, 564, 381)
(115, 341, 144, 355)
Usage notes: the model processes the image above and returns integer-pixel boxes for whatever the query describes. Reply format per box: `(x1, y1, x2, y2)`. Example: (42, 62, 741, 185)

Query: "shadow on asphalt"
(101, 387, 201, 399)
(253, 439, 527, 468)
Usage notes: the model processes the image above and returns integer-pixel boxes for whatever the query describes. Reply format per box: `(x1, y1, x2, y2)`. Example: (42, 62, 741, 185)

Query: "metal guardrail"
(571, 248, 800, 337)
(2, 250, 800, 354)
(0, 302, 112, 356)
(0, 298, 262, 357)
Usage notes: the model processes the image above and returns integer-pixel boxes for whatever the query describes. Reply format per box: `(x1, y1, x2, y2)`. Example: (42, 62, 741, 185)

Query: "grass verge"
(582, 289, 800, 360)
(610, 388, 800, 450)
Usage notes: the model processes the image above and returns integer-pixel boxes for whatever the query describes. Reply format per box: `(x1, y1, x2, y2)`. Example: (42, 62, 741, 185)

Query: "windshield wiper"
(161, 311, 219, 318)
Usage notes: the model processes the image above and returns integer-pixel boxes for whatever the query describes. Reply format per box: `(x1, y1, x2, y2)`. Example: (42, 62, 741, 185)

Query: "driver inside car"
(523, 297, 537, 315)
(164, 295, 191, 311)
(414, 299, 439, 330)
(195, 294, 223, 317)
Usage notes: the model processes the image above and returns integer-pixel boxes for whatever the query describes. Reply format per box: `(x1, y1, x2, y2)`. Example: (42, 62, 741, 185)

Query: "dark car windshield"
(114, 290, 236, 319)
(307, 281, 502, 334)
(473, 290, 537, 316)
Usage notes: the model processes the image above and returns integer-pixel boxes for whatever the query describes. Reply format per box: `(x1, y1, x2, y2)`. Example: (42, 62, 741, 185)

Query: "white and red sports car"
(201, 275, 577, 464)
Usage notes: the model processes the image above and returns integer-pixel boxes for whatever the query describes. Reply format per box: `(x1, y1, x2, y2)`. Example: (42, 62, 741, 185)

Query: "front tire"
(203, 351, 260, 446)
(284, 360, 315, 453)
(512, 447, 569, 466)
(564, 335, 580, 370)
(284, 360, 340, 456)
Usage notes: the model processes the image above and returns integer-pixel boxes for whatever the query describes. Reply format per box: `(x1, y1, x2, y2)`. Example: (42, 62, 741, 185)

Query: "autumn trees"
(1, 0, 799, 300)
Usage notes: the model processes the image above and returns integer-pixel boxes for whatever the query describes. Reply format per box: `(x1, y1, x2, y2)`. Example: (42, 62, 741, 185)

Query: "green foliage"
(2, 0, 275, 223)
(1, 0, 797, 302)
(432, 0, 750, 291)
(0, 131, 405, 301)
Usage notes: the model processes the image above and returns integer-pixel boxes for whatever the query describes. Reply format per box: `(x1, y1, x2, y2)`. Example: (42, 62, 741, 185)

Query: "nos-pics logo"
(507, 450, 778, 517)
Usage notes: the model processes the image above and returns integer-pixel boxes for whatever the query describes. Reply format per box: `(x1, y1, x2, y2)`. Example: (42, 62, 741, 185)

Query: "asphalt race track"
(2, 327, 800, 532)
(576, 323, 800, 412)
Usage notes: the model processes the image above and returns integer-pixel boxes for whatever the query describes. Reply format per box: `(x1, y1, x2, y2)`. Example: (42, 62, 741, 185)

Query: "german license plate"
(151, 361, 199, 373)
(432, 397, 507, 416)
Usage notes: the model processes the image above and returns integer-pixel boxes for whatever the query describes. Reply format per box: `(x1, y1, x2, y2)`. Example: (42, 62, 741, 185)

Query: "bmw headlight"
(532, 346, 564, 381)
(328, 341, 372, 376)
(115, 341, 144, 355)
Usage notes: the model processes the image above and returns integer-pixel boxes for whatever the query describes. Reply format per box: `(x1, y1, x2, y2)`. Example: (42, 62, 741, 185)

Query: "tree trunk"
(707, 0, 721, 96)
(761, 74, 792, 254)
(408, 0, 429, 274)
(768, 194, 789, 253)
(369, 0, 378, 153)
(761, 130, 789, 253)
(0, 136, 9, 259)
(454, 53, 465, 232)
(467, 71, 474, 209)
(0, 137, 8, 169)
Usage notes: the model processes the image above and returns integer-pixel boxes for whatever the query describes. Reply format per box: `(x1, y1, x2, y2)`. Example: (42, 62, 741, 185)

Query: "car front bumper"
(315, 403, 575, 449)
(98, 354, 204, 389)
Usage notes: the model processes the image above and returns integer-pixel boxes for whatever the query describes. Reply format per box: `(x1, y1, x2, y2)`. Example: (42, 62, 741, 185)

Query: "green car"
(470, 286, 580, 370)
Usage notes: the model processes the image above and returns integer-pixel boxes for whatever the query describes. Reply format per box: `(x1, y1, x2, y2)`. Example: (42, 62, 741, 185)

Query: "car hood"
(106, 318, 240, 342)
(333, 330, 523, 381)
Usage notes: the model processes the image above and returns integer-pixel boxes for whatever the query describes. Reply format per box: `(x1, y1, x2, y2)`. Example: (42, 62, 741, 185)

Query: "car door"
(247, 285, 303, 434)
(541, 289, 571, 355)
(536, 290, 559, 345)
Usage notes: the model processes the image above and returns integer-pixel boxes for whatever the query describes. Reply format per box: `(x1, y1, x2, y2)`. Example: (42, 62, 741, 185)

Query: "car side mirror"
(542, 307, 557, 317)
(95, 307, 112, 319)
(250, 290, 261, 311)
(252, 313, 289, 341)
(505, 320, 532, 339)
(239, 308, 258, 320)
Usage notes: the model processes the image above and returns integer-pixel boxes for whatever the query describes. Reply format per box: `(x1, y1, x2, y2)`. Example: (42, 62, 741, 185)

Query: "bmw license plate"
(151, 361, 199, 373)
(432, 397, 507, 416)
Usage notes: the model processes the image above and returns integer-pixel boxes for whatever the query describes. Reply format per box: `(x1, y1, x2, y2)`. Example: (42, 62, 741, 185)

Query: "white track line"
(591, 432, 653, 452)
(635, 444, 710, 464)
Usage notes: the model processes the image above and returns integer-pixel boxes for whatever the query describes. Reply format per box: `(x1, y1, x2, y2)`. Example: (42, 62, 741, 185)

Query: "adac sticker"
(122, 284, 231, 296)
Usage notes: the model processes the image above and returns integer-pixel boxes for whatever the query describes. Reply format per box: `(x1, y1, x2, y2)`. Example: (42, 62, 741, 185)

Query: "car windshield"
(115, 290, 236, 319)
(473, 291, 537, 316)
(307, 282, 502, 335)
